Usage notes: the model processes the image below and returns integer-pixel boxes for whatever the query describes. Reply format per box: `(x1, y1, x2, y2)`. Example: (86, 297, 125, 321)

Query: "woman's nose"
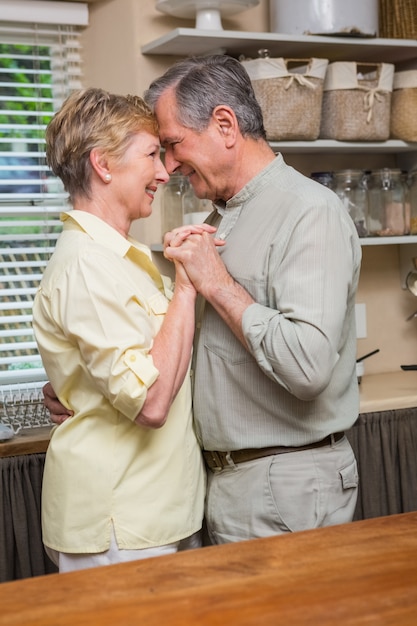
(156, 159, 170, 183)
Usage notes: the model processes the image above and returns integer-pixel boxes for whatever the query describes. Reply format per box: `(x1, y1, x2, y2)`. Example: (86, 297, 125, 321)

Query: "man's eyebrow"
(160, 136, 179, 146)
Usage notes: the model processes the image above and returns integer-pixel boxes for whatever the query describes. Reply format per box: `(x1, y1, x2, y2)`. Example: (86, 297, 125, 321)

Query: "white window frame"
(0, 1, 87, 403)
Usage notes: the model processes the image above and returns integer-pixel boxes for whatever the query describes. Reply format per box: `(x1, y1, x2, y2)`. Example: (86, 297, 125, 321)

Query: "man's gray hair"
(144, 54, 266, 139)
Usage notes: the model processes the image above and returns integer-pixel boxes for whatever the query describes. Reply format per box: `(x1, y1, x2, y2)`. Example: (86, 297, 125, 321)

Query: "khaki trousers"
(205, 435, 358, 544)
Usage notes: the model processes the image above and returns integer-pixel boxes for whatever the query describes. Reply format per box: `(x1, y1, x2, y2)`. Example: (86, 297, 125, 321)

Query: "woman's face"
(111, 130, 169, 221)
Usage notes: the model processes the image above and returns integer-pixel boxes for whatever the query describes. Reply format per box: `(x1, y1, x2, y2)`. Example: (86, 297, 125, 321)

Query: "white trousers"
(46, 527, 202, 573)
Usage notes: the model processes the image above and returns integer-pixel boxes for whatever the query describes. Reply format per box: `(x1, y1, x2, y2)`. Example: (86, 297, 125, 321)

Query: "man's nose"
(163, 151, 180, 176)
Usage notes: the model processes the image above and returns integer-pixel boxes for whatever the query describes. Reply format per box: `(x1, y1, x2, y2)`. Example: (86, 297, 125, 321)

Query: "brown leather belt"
(203, 432, 345, 471)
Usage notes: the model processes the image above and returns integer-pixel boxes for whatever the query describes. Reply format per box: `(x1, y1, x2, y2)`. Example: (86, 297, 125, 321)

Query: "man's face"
(155, 88, 229, 202)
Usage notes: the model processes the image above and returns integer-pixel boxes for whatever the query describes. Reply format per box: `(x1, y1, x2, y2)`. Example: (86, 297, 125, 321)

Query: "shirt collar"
(61, 210, 152, 260)
(213, 154, 283, 214)
(212, 154, 283, 236)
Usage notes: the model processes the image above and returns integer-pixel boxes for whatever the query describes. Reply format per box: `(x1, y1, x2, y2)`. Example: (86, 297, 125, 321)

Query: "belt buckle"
(208, 451, 224, 471)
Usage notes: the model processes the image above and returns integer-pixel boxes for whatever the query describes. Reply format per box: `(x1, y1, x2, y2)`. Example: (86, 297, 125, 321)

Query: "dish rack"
(0, 381, 51, 436)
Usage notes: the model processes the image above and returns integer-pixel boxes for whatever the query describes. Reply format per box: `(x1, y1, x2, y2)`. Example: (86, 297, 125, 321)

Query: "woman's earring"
(105, 173, 112, 182)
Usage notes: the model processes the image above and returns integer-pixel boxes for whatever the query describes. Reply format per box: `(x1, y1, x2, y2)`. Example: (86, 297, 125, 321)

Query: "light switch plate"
(355, 303, 367, 339)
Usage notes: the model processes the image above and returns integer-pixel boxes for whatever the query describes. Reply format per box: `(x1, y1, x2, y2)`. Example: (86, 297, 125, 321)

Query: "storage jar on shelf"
(333, 169, 368, 237)
(182, 186, 212, 225)
(161, 173, 212, 240)
(161, 174, 188, 238)
(366, 168, 409, 237)
(269, 0, 379, 37)
(311, 171, 335, 189)
(409, 170, 417, 235)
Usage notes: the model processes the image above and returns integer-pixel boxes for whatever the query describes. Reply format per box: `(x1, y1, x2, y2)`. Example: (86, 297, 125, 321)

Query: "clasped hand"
(164, 224, 226, 297)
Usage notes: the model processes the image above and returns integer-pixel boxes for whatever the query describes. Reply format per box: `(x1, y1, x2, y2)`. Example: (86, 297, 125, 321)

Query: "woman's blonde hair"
(46, 88, 159, 201)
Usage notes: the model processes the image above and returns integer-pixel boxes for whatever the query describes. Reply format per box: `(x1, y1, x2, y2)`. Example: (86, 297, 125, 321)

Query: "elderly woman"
(32, 88, 211, 573)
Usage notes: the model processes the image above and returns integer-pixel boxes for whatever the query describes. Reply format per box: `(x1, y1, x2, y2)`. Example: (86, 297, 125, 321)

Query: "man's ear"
(212, 105, 238, 147)
(90, 147, 111, 183)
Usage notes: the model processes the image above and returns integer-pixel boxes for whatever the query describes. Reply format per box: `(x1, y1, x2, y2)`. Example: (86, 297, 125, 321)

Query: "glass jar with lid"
(182, 186, 212, 225)
(403, 170, 411, 234)
(311, 171, 335, 190)
(161, 174, 189, 239)
(408, 170, 417, 235)
(367, 168, 409, 236)
(333, 169, 368, 237)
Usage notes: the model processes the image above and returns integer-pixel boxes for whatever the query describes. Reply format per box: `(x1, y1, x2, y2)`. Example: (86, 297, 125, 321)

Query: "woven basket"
(320, 62, 394, 141)
(379, 0, 417, 39)
(391, 71, 417, 141)
(241, 57, 328, 141)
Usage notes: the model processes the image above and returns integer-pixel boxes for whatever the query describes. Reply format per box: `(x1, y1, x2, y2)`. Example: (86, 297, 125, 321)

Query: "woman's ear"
(90, 147, 111, 183)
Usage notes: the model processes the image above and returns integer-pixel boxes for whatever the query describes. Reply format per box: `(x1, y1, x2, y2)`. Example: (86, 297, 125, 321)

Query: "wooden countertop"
(0, 426, 51, 458)
(0, 512, 416, 625)
(359, 370, 417, 413)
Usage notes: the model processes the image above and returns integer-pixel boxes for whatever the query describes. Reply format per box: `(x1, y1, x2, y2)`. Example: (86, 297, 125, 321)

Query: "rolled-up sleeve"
(46, 247, 166, 421)
(241, 201, 358, 400)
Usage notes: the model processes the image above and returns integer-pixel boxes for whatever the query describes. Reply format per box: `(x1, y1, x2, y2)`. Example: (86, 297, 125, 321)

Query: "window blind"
(0, 16, 85, 388)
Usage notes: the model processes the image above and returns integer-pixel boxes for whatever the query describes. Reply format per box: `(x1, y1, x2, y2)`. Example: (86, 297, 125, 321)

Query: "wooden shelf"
(361, 236, 417, 246)
(142, 30, 417, 158)
(142, 28, 417, 64)
(152, 237, 417, 251)
(271, 140, 417, 154)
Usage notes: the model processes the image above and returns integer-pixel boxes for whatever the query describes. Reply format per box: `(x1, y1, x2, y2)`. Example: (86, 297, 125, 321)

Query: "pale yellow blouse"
(33, 211, 205, 553)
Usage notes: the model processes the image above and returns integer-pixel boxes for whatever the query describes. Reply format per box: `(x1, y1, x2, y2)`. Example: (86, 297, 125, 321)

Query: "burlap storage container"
(320, 62, 394, 141)
(241, 57, 328, 141)
(379, 0, 417, 39)
(390, 70, 417, 142)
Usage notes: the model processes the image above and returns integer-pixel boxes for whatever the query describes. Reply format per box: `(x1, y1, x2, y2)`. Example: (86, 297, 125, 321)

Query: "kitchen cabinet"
(0, 451, 57, 582)
(143, 28, 417, 247)
(0, 429, 55, 582)
(347, 405, 417, 521)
